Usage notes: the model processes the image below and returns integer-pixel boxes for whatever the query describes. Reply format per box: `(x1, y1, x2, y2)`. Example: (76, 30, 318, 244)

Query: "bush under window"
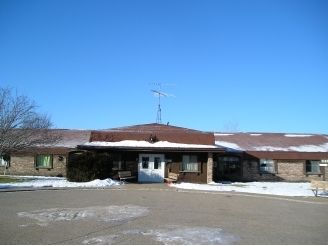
(66, 152, 113, 182)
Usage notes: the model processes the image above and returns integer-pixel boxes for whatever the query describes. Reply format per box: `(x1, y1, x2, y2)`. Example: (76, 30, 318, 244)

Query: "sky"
(1, 0, 327, 134)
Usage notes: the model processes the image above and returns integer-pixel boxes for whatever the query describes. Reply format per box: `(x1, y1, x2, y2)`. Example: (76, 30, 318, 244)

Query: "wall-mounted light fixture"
(149, 134, 157, 143)
(58, 155, 64, 161)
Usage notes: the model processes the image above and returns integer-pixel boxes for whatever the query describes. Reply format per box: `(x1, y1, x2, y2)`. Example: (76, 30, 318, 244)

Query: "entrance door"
(138, 154, 165, 182)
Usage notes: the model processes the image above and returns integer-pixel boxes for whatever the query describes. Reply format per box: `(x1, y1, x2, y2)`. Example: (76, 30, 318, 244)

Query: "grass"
(231, 183, 248, 188)
(0, 176, 24, 183)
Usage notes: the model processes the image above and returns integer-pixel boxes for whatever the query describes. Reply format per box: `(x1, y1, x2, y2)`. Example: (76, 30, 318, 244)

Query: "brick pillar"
(207, 152, 213, 183)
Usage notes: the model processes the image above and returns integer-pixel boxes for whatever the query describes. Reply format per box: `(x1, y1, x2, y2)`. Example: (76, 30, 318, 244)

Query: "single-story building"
(214, 132, 328, 182)
(1, 129, 91, 177)
(76, 123, 225, 183)
(1, 123, 328, 183)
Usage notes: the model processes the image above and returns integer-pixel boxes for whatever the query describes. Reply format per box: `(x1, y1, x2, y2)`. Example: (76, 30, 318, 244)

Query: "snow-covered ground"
(0, 175, 327, 197)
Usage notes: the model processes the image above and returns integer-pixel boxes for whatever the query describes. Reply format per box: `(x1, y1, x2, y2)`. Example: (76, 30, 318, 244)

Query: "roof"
(214, 132, 328, 152)
(13, 125, 328, 155)
(78, 123, 225, 152)
(90, 123, 215, 145)
(52, 129, 91, 148)
(101, 123, 211, 134)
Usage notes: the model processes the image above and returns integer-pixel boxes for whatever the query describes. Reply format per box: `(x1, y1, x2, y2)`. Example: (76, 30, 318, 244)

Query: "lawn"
(0, 176, 24, 183)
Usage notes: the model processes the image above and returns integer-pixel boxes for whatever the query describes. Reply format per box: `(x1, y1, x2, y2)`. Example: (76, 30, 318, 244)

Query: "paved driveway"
(0, 184, 328, 244)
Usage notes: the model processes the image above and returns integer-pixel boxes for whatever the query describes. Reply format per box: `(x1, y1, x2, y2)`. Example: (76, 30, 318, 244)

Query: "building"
(1, 123, 328, 183)
(76, 124, 225, 183)
(214, 132, 328, 182)
(1, 130, 90, 177)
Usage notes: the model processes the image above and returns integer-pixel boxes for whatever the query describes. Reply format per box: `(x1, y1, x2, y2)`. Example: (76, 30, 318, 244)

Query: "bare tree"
(0, 87, 61, 174)
(223, 118, 240, 132)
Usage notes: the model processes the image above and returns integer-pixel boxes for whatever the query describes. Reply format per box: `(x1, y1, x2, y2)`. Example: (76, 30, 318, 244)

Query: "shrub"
(66, 152, 113, 182)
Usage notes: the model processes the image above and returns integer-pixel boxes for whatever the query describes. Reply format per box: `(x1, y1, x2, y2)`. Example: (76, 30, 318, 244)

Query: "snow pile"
(171, 181, 328, 197)
(0, 176, 121, 189)
(1, 176, 328, 198)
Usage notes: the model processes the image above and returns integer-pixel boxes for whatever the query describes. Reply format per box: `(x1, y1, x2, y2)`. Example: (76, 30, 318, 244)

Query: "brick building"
(1, 124, 327, 183)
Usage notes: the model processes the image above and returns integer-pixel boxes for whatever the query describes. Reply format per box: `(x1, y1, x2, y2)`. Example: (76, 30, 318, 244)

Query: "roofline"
(77, 145, 226, 153)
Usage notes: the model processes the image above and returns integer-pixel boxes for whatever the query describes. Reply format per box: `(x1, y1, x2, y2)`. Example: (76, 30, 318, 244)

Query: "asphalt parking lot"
(1, 184, 328, 245)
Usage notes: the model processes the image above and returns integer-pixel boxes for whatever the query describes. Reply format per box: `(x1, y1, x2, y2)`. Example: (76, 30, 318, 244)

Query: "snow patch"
(17, 205, 148, 226)
(253, 143, 328, 152)
(82, 140, 217, 149)
(83, 226, 239, 245)
(253, 146, 289, 151)
(122, 226, 239, 245)
(285, 134, 313, 137)
(172, 182, 323, 197)
(0, 176, 121, 189)
(83, 235, 120, 245)
(3, 176, 328, 197)
(215, 141, 243, 151)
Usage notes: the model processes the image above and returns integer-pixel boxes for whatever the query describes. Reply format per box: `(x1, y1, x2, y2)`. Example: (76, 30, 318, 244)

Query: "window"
(154, 157, 161, 169)
(260, 159, 275, 173)
(0, 155, 9, 167)
(112, 154, 122, 170)
(218, 156, 241, 175)
(142, 157, 149, 169)
(306, 160, 320, 174)
(182, 155, 198, 171)
(35, 154, 52, 168)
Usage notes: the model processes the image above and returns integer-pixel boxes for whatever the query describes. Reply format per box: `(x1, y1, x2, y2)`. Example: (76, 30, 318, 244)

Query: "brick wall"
(242, 160, 324, 182)
(5, 154, 67, 177)
(207, 152, 213, 183)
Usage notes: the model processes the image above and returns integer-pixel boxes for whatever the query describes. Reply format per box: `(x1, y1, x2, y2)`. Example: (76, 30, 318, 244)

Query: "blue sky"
(1, 0, 327, 134)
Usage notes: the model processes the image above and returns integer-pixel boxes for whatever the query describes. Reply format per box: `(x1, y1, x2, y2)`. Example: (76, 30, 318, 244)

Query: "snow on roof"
(214, 132, 328, 152)
(215, 141, 243, 151)
(82, 140, 218, 149)
(55, 130, 91, 148)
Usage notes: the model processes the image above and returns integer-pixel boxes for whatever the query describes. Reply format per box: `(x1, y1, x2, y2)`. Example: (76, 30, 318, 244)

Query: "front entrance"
(138, 154, 165, 182)
(214, 155, 242, 182)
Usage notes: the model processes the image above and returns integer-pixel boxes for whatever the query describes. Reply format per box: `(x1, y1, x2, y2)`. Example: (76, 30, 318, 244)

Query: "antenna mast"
(150, 83, 175, 124)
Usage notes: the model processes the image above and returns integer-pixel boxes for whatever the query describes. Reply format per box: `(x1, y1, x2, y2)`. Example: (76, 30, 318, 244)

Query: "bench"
(309, 180, 328, 197)
(164, 172, 179, 184)
(118, 171, 136, 184)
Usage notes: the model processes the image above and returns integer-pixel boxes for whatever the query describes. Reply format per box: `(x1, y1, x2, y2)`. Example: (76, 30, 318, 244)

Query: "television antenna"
(150, 83, 176, 124)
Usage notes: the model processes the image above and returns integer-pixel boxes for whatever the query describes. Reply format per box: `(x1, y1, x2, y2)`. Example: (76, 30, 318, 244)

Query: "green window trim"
(35, 154, 53, 169)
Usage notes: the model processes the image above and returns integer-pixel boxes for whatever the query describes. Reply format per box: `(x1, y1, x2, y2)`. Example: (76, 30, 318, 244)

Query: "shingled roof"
(78, 123, 226, 152)
(214, 132, 328, 152)
(54, 129, 91, 148)
(90, 123, 215, 145)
